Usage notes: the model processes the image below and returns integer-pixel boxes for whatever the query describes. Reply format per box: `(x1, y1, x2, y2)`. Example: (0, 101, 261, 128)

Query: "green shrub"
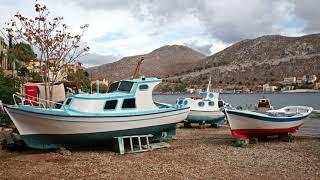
(0, 72, 19, 126)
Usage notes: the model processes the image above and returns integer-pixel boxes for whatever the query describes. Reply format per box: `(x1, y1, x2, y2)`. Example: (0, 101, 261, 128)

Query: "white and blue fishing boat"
(4, 77, 190, 149)
(182, 75, 225, 127)
(225, 106, 313, 139)
(311, 109, 320, 118)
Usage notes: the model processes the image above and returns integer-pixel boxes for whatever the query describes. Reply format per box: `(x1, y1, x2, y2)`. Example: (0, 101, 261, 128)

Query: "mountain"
(87, 45, 205, 81)
(172, 33, 320, 88)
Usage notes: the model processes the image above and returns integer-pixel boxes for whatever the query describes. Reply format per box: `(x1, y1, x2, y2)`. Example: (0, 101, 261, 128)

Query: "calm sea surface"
(153, 93, 320, 137)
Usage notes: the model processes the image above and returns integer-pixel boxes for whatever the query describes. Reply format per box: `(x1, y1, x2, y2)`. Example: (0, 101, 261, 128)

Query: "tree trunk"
(49, 81, 54, 108)
(43, 72, 48, 107)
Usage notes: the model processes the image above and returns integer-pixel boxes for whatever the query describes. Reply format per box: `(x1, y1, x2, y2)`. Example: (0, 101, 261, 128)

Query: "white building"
(303, 75, 317, 83)
(283, 77, 296, 84)
(186, 88, 195, 94)
(263, 84, 277, 92)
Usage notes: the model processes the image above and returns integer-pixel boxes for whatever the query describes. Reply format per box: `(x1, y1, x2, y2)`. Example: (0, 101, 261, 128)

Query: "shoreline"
(153, 91, 320, 95)
(0, 126, 319, 179)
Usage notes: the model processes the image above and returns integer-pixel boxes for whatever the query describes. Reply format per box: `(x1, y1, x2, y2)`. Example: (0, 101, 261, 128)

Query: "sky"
(0, 0, 319, 67)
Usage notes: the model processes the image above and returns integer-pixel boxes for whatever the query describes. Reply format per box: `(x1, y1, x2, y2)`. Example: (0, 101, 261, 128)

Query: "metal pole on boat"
(96, 80, 99, 94)
(90, 72, 92, 94)
(22, 84, 25, 105)
(0, 100, 4, 113)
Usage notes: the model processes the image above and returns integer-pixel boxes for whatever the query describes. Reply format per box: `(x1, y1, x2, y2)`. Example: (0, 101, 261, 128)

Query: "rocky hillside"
(172, 33, 320, 88)
(87, 45, 205, 81)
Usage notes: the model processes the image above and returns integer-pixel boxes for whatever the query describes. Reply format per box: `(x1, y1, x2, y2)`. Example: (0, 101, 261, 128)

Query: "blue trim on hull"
(8, 105, 189, 118)
(11, 109, 188, 123)
(186, 115, 225, 125)
(226, 109, 308, 122)
(21, 124, 177, 149)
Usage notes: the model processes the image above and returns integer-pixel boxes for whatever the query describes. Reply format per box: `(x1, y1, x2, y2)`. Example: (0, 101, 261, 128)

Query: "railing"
(0, 100, 4, 113)
(12, 93, 66, 110)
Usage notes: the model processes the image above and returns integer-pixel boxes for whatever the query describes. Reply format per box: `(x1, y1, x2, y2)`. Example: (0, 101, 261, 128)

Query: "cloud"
(1, 0, 319, 66)
(79, 53, 119, 67)
(72, 0, 308, 43)
(184, 40, 212, 55)
(293, 0, 320, 34)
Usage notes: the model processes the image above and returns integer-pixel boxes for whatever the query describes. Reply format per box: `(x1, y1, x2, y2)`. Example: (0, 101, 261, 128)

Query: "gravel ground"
(0, 125, 319, 180)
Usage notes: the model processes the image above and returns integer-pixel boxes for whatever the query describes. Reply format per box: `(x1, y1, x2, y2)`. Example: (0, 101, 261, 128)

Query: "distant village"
(183, 75, 320, 94)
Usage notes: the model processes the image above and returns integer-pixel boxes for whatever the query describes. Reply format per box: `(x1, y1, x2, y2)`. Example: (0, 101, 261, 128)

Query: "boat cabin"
(184, 91, 220, 111)
(256, 99, 272, 108)
(62, 77, 166, 114)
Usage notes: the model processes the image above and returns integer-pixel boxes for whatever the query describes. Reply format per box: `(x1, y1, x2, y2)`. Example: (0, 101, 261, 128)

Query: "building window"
(122, 98, 136, 109)
(104, 100, 118, 110)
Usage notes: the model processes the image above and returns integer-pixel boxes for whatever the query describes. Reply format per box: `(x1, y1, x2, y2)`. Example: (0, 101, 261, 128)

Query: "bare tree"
(5, 2, 89, 105)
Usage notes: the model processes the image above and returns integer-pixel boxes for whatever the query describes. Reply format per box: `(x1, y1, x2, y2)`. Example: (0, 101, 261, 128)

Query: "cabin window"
(208, 101, 215, 106)
(118, 81, 134, 92)
(108, 81, 134, 93)
(122, 98, 136, 109)
(184, 100, 188, 106)
(65, 98, 72, 105)
(108, 82, 120, 93)
(198, 101, 205, 107)
(139, 84, 149, 90)
(199, 92, 206, 99)
(104, 100, 118, 110)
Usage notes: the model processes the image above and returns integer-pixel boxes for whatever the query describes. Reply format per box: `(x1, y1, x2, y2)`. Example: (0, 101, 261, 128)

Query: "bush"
(0, 73, 18, 104)
(0, 72, 19, 126)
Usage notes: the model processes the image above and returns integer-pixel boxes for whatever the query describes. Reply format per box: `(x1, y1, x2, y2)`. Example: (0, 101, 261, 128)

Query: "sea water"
(153, 93, 320, 137)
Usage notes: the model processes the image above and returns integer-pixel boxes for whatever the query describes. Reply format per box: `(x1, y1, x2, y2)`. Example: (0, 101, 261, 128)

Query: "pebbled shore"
(0, 126, 319, 180)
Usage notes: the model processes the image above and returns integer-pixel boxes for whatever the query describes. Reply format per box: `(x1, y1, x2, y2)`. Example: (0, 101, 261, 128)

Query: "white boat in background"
(311, 109, 320, 118)
(267, 106, 313, 116)
(182, 75, 225, 127)
(225, 106, 313, 139)
(255, 98, 273, 112)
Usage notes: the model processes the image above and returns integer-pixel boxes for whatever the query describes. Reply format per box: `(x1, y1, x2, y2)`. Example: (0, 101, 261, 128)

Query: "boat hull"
(186, 110, 225, 125)
(21, 123, 176, 149)
(226, 110, 308, 139)
(310, 110, 320, 118)
(5, 106, 189, 149)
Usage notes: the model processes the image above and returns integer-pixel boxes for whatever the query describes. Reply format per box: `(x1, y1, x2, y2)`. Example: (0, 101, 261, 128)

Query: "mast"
(206, 74, 211, 93)
(133, 57, 144, 79)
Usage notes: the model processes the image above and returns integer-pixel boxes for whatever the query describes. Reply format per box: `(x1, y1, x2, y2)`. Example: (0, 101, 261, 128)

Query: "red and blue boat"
(225, 106, 313, 139)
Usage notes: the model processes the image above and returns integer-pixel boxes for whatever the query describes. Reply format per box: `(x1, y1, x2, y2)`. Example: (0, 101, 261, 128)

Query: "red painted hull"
(231, 125, 302, 139)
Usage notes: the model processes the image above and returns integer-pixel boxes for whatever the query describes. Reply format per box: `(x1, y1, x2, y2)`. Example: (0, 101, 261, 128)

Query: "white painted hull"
(227, 112, 304, 130)
(5, 106, 189, 136)
(225, 109, 312, 139)
(188, 110, 224, 117)
(186, 110, 225, 124)
(310, 110, 320, 118)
